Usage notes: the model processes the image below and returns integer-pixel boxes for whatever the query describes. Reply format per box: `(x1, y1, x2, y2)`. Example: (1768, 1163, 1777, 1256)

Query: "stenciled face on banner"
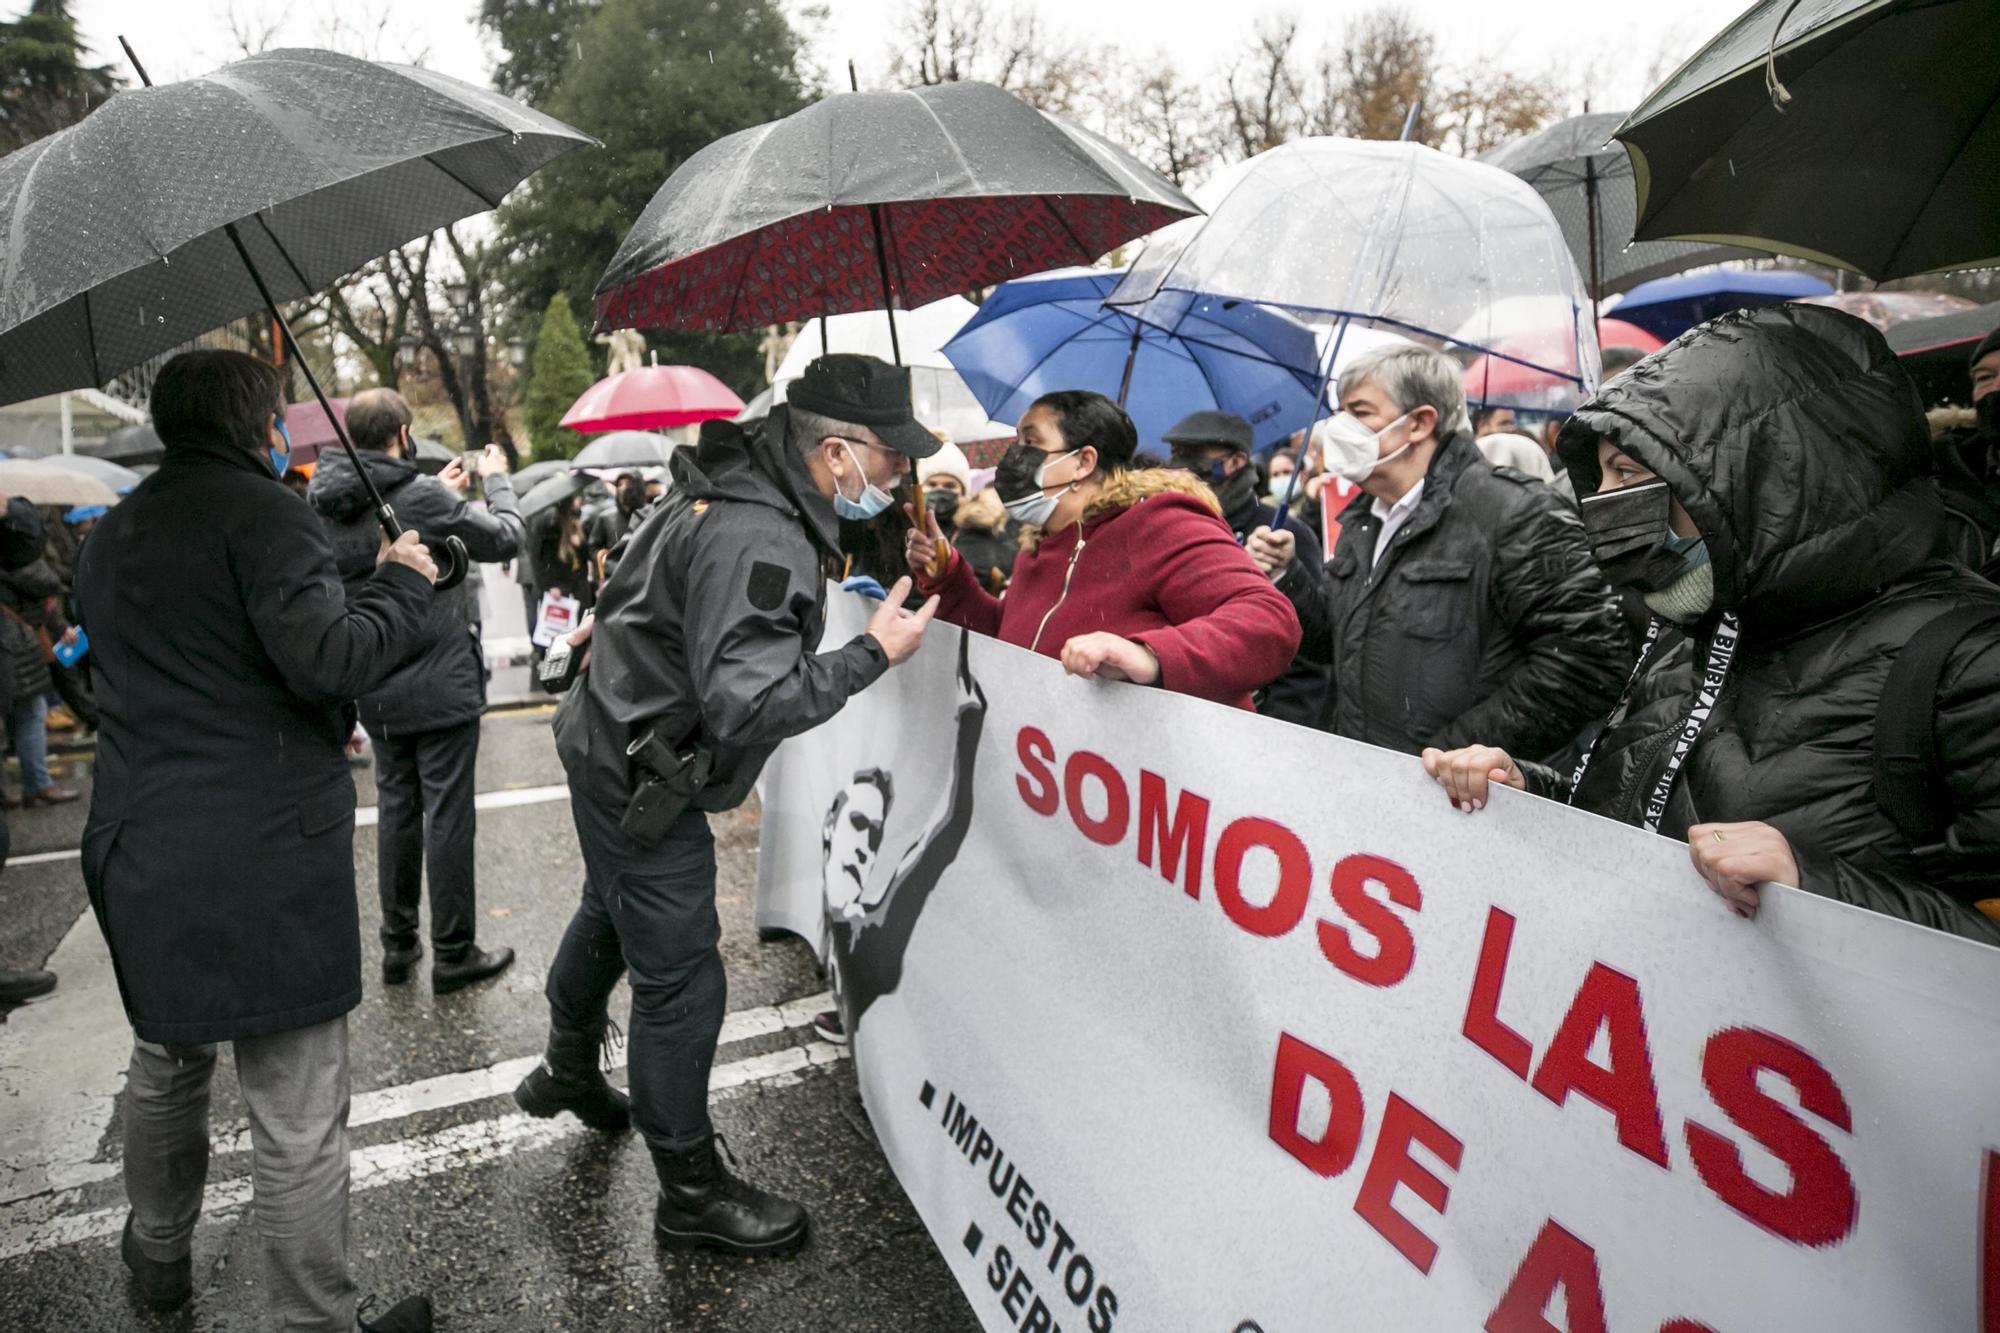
(782, 611, 989, 1044)
(822, 769, 895, 921)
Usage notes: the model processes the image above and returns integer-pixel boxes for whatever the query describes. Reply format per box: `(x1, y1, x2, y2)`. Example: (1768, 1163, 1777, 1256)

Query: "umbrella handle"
(377, 504, 469, 591)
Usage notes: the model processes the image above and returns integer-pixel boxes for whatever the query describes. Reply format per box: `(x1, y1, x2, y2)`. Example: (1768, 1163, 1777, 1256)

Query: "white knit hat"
(917, 438, 971, 490)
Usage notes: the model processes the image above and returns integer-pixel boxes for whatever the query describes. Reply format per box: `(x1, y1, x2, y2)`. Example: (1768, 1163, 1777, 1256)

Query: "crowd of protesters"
(5, 295, 1996, 1330)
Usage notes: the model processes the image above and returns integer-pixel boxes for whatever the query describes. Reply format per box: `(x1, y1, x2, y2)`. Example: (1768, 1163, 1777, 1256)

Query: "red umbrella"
(1463, 319, 1666, 407)
(280, 396, 349, 466)
(560, 365, 745, 432)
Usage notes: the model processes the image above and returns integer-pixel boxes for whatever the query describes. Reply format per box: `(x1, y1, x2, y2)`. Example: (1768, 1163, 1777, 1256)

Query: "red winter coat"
(918, 469, 1301, 709)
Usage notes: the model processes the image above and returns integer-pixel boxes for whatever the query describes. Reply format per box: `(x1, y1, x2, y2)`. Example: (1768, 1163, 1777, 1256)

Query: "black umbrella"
(519, 470, 595, 521)
(594, 80, 1199, 356)
(1888, 299, 2000, 406)
(1615, 0, 1998, 279)
(100, 423, 164, 465)
(1481, 111, 1761, 306)
(0, 45, 594, 584)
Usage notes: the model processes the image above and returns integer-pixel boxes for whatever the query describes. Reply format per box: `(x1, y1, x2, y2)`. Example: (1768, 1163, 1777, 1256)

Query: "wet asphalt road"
(0, 709, 980, 1332)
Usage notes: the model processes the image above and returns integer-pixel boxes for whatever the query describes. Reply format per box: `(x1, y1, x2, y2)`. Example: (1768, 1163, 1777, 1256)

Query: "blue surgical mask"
(268, 419, 292, 477)
(831, 440, 894, 521)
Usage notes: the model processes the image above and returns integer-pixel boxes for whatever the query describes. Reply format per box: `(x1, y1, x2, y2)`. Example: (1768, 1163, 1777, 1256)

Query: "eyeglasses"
(826, 434, 897, 457)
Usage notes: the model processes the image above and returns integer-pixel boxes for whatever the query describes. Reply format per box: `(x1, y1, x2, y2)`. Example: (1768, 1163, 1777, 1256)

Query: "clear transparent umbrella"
(1107, 138, 1597, 397)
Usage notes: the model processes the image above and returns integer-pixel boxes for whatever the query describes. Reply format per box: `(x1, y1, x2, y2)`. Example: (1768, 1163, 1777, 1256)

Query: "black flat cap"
(786, 354, 940, 459)
(1162, 409, 1253, 453)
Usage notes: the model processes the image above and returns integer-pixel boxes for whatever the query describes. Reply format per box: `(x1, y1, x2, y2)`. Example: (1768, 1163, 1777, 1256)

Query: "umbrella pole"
(217, 224, 468, 592)
(1115, 324, 1142, 408)
(1584, 154, 1604, 334)
(866, 204, 904, 366)
(865, 204, 933, 574)
(118, 36, 464, 588)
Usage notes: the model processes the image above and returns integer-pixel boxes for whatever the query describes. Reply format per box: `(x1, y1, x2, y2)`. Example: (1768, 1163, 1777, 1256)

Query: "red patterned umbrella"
(593, 81, 1199, 356)
(560, 365, 744, 432)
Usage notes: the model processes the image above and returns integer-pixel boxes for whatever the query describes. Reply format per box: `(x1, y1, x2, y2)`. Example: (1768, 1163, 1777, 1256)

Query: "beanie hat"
(918, 438, 972, 491)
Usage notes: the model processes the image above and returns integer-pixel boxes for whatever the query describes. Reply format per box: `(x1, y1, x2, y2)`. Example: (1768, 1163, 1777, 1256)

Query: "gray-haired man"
(1248, 342, 1630, 763)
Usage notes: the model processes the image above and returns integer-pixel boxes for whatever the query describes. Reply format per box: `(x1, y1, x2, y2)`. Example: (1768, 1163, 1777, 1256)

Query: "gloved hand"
(841, 574, 889, 602)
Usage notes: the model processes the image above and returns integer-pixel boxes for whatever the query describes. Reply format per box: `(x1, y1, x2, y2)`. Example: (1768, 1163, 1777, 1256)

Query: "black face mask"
(924, 489, 960, 528)
(993, 443, 1076, 503)
(1579, 479, 1688, 592)
(1976, 392, 1999, 439)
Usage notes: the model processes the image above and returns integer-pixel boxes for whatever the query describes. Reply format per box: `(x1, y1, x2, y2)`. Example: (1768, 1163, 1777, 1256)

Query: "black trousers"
(544, 791, 724, 1152)
(369, 718, 480, 960)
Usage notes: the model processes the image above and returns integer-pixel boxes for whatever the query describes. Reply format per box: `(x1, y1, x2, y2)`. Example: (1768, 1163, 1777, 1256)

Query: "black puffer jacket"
(1277, 428, 1630, 759)
(1540, 304, 2000, 945)
(309, 452, 524, 735)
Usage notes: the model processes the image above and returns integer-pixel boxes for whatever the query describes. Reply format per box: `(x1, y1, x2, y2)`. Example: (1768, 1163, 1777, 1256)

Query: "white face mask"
(1318, 411, 1412, 485)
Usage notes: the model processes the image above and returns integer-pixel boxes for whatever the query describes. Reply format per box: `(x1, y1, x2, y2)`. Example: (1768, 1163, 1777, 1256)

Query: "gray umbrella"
(0, 48, 595, 404)
(510, 459, 569, 494)
(595, 81, 1199, 353)
(1616, 0, 1998, 279)
(100, 423, 164, 465)
(1480, 112, 1760, 302)
(519, 471, 595, 521)
(45, 453, 143, 492)
(569, 432, 674, 471)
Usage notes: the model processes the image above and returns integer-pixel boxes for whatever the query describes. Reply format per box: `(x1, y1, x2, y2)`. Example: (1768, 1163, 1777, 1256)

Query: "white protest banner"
(757, 591, 2000, 1333)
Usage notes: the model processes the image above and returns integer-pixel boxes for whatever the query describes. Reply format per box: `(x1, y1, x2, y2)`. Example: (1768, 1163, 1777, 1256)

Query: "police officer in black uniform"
(515, 354, 942, 1255)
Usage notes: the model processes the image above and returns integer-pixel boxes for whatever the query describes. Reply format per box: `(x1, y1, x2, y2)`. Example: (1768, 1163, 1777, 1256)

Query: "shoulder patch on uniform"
(747, 560, 790, 611)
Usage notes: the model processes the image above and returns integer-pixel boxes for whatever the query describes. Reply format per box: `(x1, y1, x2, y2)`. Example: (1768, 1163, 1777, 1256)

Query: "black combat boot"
(651, 1135, 808, 1256)
(513, 1024, 630, 1132)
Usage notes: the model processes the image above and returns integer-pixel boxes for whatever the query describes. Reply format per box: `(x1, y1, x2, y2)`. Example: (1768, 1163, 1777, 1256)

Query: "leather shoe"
(359, 1294, 434, 1332)
(652, 1136, 808, 1256)
(381, 943, 423, 986)
(432, 945, 514, 995)
(120, 1215, 192, 1312)
(26, 785, 81, 805)
(0, 967, 56, 1004)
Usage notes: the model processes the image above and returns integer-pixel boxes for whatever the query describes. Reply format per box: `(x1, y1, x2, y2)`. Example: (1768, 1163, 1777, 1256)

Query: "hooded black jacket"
(75, 436, 433, 1043)
(1277, 428, 1631, 760)
(309, 452, 524, 735)
(553, 408, 888, 812)
(1542, 304, 2000, 945)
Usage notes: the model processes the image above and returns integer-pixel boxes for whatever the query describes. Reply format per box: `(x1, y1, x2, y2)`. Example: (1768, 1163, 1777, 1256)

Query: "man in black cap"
(1162, 410, 1328, 725)
(517, 353, 943, 1257)
(1936, 325, 2000, 577)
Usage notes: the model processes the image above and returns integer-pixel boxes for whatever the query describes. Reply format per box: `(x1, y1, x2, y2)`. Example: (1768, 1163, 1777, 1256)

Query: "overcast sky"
(71, 0, 1754, 114)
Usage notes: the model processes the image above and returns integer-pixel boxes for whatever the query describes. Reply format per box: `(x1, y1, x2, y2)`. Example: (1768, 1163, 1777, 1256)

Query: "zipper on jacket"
(1028, 527, 1088, 654)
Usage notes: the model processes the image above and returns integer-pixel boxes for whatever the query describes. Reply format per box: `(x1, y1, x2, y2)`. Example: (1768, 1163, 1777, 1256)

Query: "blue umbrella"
(942, 267, 1322, 456)
(1606, 269, 1832, 341)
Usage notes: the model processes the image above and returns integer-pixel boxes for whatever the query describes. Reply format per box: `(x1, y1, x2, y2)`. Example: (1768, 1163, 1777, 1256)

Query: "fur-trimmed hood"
(953, 487, 1010, 534)
(1021, 466, 1221, 552)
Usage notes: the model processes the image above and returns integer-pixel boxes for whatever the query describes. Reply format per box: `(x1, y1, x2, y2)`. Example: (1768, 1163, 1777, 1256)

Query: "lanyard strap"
(1569, 611, 1742, 834)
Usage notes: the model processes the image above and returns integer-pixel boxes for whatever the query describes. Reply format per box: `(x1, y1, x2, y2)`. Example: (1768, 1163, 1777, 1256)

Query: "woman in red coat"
(904, 391, 1300, 710)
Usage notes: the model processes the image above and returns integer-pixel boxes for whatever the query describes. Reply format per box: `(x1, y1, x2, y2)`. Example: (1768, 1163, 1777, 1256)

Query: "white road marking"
(7, 784, 575, 866)
(0, 915, 134, 1208)
(205, 992, 834, 1158)
(0, 1035, 850, 1261)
